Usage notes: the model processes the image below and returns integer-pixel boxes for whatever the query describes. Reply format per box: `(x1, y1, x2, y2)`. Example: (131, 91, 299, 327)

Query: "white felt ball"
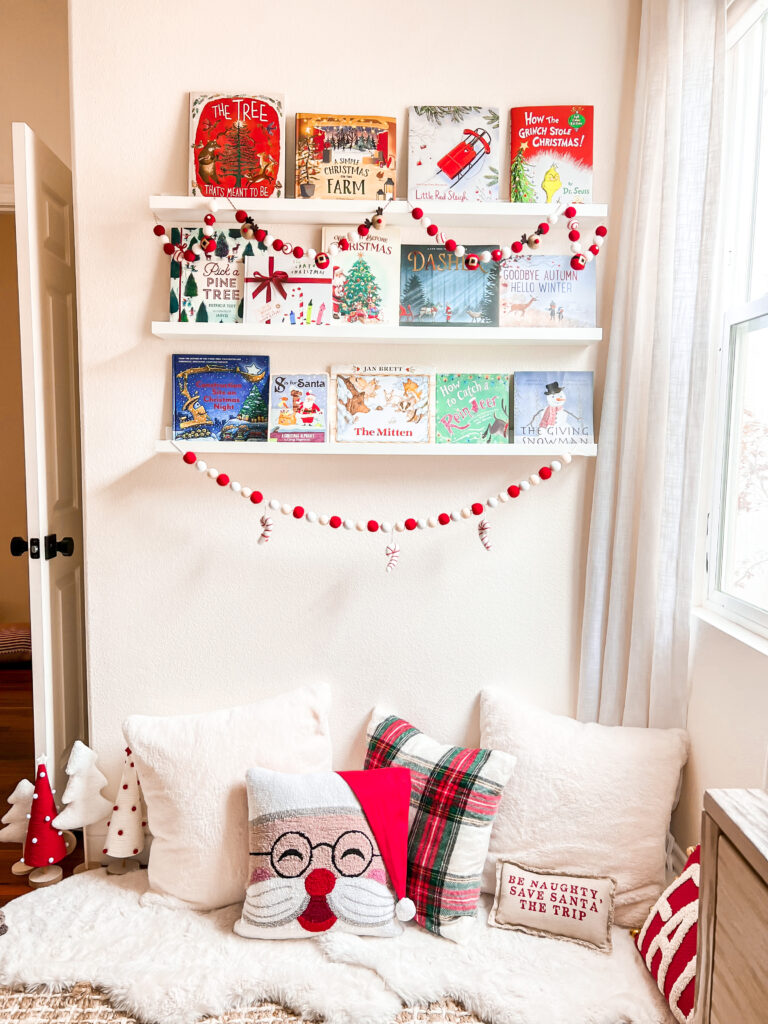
(547, 214, 558, 225)
(192, 243, 203, 255)
(498, 491, 509, 503)
(281, 504, 291, 515)
(529, 474, 541, 486)
(264, 234, 274, 247)
(394, 521, 405, 532)
(306, 511, 318, 524)
(160, 234, 170, 245)
(207, 467, 218, 479)
(48, 857, 54, 864)
(241, 487, 252, 499)
(487, 496, 498, 508)
(593, 237, 603, 248)
(319, 515, 330, 526)
(480, 250, 491, 263)
(229, 481, 241, 493)
(31, 837, 37, 843)
(455, 245, 466, 258)
(584, 251, 594, 262)
(417, 518, 427, 530)
(346, 232, 355, 243)
(519, 480, 531, 491)
(329, 243, 339, 256)
(421, 217, 432, 229)
(460, 507, 472, 519)
(207, 199, 218, 213)
(307, 248, 317, 260)
(450, 511, 460, 521)
(45, 815, 50, 822)
(427, 516, 437, 528)
(501, 246, 512, 259)
(343, 519, 354, 530)
(268, 498, 280, 511)
(396, 897, 416, 922)
(562, 452, 573, 464)
(195, 460, 207, 473)
(202, 225, 214, 237)
(550, 460, 562, 472)
(570, 242, 582, 254)
(355, 521, 365, 532)
(381, 521, 392, 534)
(26, 813, 30, 819)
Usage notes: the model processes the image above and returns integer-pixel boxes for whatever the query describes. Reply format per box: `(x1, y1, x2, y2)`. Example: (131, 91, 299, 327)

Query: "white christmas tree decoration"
(52, 740, 112, 830)
(104, 748, 146, 870)
(0, 779, 34, 844)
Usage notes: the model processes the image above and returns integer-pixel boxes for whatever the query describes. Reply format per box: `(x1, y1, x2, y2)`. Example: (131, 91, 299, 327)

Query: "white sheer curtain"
(578, 0, 725, 728)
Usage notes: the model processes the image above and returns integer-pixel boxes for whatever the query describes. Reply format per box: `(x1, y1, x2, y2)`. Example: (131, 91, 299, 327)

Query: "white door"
(12, 123, 87, 795)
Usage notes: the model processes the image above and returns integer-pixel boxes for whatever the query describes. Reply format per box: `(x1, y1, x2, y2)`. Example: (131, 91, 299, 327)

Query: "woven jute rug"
(0, 985, 483, 1024)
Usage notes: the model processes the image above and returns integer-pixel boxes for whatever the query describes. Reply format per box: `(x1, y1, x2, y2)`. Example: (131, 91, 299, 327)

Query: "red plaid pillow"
(635, 845, 699, 1024)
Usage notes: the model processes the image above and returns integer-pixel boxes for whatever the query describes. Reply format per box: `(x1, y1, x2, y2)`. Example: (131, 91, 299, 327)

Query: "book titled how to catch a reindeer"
(331, 364, 435, 444)
(295, 113, 397, 200)
(509, 105, 593, 205)
(407, 105, 500, 202)
(512, 371, 594, 447)
(268, 373, 328, 443)
(499, 254, 596, 328)
(321, 225, 400, 326)
(189, 93, 285, 199)
(172, 354, 270, 442)
(399, 244, 500, 327)
(435, 374, 511, 444)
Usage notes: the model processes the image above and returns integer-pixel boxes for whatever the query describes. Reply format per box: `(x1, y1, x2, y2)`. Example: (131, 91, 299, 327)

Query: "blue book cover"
(399, 244, 500, 327)
(499, 255, 596, 328)
(513, 371, 594, 446)
(172, 354, 270, 442)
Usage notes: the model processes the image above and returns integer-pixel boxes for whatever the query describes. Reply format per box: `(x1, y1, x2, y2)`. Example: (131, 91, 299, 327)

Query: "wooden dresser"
(696, 788, 768, 1024)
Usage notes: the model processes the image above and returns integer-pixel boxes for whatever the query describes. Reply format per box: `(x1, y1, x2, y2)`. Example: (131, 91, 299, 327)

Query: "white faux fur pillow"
(479, 690, 689, 928)
(123, 684, 332, 911)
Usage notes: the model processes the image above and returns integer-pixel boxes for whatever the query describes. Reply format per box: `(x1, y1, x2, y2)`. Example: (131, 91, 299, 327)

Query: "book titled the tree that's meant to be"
(295, 114, 397, 200)
(512, 371, 594, 446)
(172, 354, 270, 442)
(509, 106, 593, 205)
(268, 373, 328, 443)
(435, 374, 511, 443)
(408, 105, 500, 203)
(189, 92, 285, 199)
(399, 244, 500, 327)
(321, 225, 400, 326)
(331, 364, 435, 443)
(169, 227, 250, 323)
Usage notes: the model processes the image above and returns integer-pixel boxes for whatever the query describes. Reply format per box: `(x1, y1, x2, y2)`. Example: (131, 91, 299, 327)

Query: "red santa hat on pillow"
(338, 767, 416, 922)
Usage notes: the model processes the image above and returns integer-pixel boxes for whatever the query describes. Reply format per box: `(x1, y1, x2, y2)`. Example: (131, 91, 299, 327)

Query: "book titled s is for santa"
(509, 106, 593, 205)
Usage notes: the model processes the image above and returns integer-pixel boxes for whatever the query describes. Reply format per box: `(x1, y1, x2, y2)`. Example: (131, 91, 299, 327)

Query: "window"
(706, 4, 768, 637)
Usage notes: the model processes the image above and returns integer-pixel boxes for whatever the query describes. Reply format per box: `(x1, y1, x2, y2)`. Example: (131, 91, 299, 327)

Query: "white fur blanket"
(0, 871, 673, 1024)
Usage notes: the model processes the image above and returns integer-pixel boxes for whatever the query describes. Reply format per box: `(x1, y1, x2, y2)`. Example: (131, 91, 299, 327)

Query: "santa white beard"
(239, 874, 397, 933)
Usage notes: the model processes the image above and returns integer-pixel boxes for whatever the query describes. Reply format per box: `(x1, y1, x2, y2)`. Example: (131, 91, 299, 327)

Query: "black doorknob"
(10, 537, 28, 557)
(57, 537, 75, 557)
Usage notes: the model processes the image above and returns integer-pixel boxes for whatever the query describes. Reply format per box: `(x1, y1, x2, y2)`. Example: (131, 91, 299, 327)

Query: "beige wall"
(68, 0, 640, 817)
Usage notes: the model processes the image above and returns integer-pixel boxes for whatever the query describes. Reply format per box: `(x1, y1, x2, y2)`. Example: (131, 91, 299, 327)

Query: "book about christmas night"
(408, 106, 500, 203)
(243, 252, 332, 327)
(509, 106, 593, 205)
(331, 364, 435, 444)
(399, 244, 500, 327)
(499, 254, 596, 328)
(321, 225, 400, 325)
(295, 113, 397, 201)
(268, 374, 328, 443)
(435, 374, 511, 444)
(189, 92, 285, 199)
(169, 227, 253, 323)
(172, 355, 270, 442)
(512, 371, 594, 446)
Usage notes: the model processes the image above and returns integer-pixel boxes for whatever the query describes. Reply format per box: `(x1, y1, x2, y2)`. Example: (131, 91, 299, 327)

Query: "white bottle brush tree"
(103, 747, 147, 873)
(53, 740, 112, 830)
(0, 779, 34, 873)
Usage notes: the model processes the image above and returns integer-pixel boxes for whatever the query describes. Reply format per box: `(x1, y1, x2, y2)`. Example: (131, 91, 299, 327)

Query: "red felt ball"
(329, 515, 342, 529)
(182, 452, 196, 465)
(133, 848, 139, 855)
(445, 239, 457, 252)
(255, 228, 267, 242)
(235, 209, 248, 223)
(491, 248, 503, 262)
(357, 224, 369, 237)
(539, 466, 552, 480)
(411, 207, 424, 220)
(203, 239, 217, 253)
(183, 249, 196, 262)
(315, 252, 330, 268)
(537, 222, 550, 235)
(216, 473, 230, 487)
(570, 255, 586, 271)
(589, 244, 600, 256)
(511, 241, 523, 254)
(426, 224, 439, 236)
(293, 245, 304, 259)
(132, 806, 137, 812)
(249, 490, 263, 505)
(293, 506, 305, 519)
(162, 242, 175, 255)
(438, 513, 450, 526)
(338, 238, 350, 251)
(405, 518, 417, 531)
(565, 206, 577, 218)
(595, 225, 608, 237)
(367, 520, 379, 533)
(471, 502, 484, 516)
(272, 238, 283, 251)
(103, 848, 108, 854)
(153, 224, 166, 237)
(142, 821, 147, 827)
(113, 805, 118, 811)
(122, 784, 128, 790)
(204, 213, 216, 226)
(568, 229, 581, 242)
(118, 830, 123, 836)
(507, 484, 520, 498)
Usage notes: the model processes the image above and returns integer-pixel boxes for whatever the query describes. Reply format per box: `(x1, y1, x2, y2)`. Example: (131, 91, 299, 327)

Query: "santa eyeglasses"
(252, 829, 377, 878)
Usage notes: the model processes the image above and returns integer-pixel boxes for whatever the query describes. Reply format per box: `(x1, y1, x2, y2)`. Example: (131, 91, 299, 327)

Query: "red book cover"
(509, 106, 593, 205)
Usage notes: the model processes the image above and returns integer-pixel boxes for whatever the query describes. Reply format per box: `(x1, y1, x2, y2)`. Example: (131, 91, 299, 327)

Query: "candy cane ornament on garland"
(478, 519, 492, 551)
(385, 542, 401, 574)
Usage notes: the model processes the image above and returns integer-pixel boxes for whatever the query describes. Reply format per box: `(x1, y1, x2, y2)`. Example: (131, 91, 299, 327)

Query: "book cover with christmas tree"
(268, 373, 328, 443)
(172, 354, 270, 442)
(321, 225, 400, 325)
(408, 106, 500, 202)
(332, 364, 434, 443)
(295, 114, 397, 200)
(169, 227, 252, 323)
(243, 252, 332, 326)
(435, 374, 510, 443)
(499, 254, 596, 328)
(399, 244, 500, 327)
(509, 106, 593, 205)
(189, 92, 284, 199)
(512, 371, 594, 446)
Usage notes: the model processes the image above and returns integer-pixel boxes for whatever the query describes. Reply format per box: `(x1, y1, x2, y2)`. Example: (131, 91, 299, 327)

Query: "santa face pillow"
(234, 766, 414, 939)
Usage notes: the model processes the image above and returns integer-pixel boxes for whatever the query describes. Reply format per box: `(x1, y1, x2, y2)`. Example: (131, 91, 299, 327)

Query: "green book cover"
(435, 373, 510, 443)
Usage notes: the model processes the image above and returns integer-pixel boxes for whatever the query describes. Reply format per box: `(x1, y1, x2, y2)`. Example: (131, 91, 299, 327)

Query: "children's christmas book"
(295, 114, 397, 200)
(268, 374, 328, 443)
(509, 106, 593, 205)
(189, 92, 284, 199)
(512, 371, 594, 446)
(321, 225, 400, 325)
(499, 254, 596, 328)
(332, 364, 434, 444)
(435, 374, 510, 443)
(243, 253, 332, 326)
(408, 106, 500, 203)
(172, 355, 270, 442)
(399, 245, 500, 327)
(169, 227, 250, 323)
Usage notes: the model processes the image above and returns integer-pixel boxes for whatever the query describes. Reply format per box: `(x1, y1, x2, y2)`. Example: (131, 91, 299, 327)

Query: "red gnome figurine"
(23, 757, 67, 886)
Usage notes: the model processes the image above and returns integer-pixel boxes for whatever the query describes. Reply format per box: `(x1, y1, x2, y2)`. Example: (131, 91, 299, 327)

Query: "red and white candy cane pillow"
(635, 845, 699, 1024)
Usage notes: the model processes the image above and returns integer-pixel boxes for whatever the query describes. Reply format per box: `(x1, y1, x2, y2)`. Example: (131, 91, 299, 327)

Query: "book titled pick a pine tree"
(169, 227, 249, 323)
(509, 106, 593, 205)
(321, 225, 400, 325)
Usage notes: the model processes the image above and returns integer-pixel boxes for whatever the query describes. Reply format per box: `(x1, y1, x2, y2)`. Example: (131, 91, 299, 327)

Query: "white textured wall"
(68, 0, 640, 811)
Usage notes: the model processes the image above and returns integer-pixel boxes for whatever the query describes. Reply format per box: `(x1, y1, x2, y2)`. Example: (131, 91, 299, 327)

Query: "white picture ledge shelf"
(152, 322, 602, 346)
(150, 196, 608, 227)
(155, 440, 597, 457)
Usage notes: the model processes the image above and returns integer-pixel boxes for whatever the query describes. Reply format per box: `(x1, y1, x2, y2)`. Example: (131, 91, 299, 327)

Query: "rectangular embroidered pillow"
(489, 860, 616, 952)
(365, 707, 515, 943)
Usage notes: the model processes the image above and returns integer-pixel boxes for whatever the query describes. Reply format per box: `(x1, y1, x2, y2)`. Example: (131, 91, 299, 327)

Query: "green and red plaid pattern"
(365, 712, 514, 939)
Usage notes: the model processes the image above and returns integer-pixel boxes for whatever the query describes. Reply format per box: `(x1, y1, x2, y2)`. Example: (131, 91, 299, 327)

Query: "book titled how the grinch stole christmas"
(408, 106, 500, 202)
(499, 254, 596, 328)
(509, 106, 593, 205)
(435, 374, 511, 444)
(172, 354, 270, 442)
(399, 244, 500, 327)
(243, 252, 332, 326)
(268, 374, 328, 443)
(332, 364, 434, 444)
(512, 371, 594, 446)
(295, 114, 397, 200)
(169, 227, 253, 323)
(189, 92, 285, 199)
(321, 224, 400, 325)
